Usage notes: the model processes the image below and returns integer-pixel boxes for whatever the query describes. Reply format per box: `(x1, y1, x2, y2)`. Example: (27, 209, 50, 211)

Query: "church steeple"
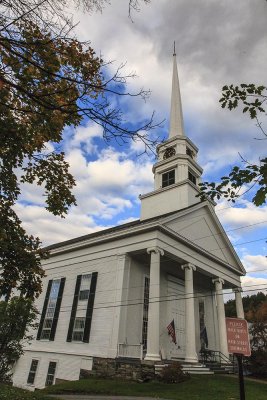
(169, 42, 185, 138)
(139, 49, 203, 221)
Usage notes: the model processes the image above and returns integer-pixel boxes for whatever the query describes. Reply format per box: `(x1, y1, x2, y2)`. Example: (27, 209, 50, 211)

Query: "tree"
(225, 292, 267, 378)
(225, 292, 267, 318)
(0, 0, 156, 301)
(247, 301, 267, 378)
(0, 297, 38, 382)
(198, 84, 267, 206)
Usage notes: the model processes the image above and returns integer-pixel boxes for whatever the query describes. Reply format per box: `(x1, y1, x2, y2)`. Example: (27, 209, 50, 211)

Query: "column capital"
(147, 246, 164, 256)
(117, 253, 129, 261)
(181, 263, 196, 272)
(233, 287, 243, 293)
(212, 277, 224, 285)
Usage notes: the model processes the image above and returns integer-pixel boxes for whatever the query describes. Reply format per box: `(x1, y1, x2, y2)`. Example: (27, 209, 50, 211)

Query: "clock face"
(163, 147, 176, 160)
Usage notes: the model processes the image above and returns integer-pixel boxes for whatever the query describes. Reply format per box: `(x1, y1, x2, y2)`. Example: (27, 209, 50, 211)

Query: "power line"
(45, 279, 267, 307)
(42, 246, 267, 300)
(193, 219, 267, 242)
(53, 283, 267, 314)
(44, 205, 267, 269)
(208, 236, 267, 252)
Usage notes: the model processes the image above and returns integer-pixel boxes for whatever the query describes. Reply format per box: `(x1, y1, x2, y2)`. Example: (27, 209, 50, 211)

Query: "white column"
(115, 254, 131, 346)
(181, 263, 198, 363)
(213, 278, 228, 357)
(233, 287, 244, 319)
(145, 246, 164, 361)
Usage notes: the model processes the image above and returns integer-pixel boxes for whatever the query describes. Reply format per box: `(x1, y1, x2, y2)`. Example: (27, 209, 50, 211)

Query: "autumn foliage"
(0, 1, 157, 301)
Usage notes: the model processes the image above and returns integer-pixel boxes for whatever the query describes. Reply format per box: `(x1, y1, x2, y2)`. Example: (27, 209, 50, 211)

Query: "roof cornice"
(46, 204, 244, 276)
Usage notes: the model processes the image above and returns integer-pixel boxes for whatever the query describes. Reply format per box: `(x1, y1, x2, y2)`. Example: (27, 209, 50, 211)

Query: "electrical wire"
(54, 284, 267, 314)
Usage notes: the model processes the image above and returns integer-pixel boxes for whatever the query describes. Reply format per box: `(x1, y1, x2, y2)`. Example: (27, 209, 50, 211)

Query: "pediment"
(161, 202, 245, 274)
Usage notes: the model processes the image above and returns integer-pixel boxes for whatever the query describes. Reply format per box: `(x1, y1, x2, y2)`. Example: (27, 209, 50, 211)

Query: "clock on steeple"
(163, 147, 176, 160)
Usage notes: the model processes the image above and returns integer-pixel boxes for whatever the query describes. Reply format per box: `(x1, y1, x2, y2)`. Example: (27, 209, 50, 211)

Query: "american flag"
(167, 319, 177, 345)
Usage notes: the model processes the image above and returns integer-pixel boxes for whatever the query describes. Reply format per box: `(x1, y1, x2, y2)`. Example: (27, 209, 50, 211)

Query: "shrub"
(158, 362, 190, 384)
(248, 350, 267, 378)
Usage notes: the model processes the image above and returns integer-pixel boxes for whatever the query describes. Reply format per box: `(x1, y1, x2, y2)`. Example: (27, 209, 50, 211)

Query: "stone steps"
(155, 363, 214, 375)
(205, 362, 234, 374)
(182, 363, 214, 375)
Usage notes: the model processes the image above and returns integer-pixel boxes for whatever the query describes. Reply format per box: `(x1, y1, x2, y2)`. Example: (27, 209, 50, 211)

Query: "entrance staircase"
(155, 361, 214, 375)
(199, 350, 234, 374)
(155, 350, 234, 376)
(181, 363, 214, 375)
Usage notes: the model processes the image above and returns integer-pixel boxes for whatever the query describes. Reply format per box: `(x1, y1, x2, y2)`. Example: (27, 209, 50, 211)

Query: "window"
(79, 274, 92, 301)
(45, 361, 57, 386)
(142, 277, 150, 351)
(73, 317, 86, 341)
(40, 279, 60, 340)
(37, 277, 65, 341)
(40, 279, 60, 339)
(162, 169, 175, 188)
(67, 272, 98, 343)
(188, 171, 197, 185)
(27, 359, 38, 385)
(72, 274, 92, 342)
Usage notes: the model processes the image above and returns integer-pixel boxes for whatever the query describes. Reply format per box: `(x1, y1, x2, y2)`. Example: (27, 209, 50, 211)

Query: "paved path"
(51, 396, 166, 400)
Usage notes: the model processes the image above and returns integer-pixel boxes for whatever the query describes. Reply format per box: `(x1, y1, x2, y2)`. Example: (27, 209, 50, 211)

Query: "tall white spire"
(169, 43, 185, 138)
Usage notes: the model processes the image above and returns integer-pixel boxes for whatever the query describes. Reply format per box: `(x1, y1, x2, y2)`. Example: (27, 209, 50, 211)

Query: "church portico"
(122, 243, 245, 363)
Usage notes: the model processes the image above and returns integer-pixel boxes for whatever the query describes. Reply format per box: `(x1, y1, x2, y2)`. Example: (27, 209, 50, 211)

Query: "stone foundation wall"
(89, 357, 156, 381)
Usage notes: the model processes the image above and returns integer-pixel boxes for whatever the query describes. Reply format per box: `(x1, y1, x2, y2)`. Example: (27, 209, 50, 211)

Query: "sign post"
(225, 318, 251, 400)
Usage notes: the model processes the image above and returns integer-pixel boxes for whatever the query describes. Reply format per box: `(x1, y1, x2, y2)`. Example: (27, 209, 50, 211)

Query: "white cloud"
(117, 217, 137, 225)
(14, 202, 104, 245)
(15, 143, 154, 245)
(242, 255, 267, 274)
(241, 275, 267, 295)
(64, 122, 103, 158)
(216, 199, 267, 231)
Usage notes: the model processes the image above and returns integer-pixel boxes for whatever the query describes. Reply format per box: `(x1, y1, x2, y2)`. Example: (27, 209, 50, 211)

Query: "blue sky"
(15, 0, 267, 297)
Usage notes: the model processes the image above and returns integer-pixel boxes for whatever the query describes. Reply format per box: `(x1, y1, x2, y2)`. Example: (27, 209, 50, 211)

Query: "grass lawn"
(0, 384, 59, 400)
(42, 375, 267, 400)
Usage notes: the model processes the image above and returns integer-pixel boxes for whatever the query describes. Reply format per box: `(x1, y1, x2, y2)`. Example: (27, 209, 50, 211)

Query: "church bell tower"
(140, 47, 203, 220)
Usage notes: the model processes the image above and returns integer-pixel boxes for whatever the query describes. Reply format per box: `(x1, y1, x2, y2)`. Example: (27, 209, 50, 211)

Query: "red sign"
(226, 317, 251, 356)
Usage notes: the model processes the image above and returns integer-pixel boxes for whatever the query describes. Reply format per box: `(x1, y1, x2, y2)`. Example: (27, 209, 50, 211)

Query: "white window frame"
(45, 360, 57, 386)
(40, 279, 61, 340)
(27, 358, 39, 385)
(72, 273, 92, 342)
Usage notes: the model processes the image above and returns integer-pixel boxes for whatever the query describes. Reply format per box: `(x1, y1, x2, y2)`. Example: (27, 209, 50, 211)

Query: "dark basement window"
(162, 170, 175, 188)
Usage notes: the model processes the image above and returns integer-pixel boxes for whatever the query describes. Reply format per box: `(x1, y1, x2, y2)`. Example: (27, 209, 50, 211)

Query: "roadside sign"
(225, 317, 251, 356)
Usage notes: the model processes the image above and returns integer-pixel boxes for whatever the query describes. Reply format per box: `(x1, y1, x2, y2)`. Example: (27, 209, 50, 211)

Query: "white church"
(13, 52, 246, 390)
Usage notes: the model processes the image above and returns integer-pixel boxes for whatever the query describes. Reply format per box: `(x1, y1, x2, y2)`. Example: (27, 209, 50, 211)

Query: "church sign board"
(225, 317, 251, 356)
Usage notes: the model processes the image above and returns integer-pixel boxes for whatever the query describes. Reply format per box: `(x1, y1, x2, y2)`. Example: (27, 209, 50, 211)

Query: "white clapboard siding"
(13, 351, 92, 389)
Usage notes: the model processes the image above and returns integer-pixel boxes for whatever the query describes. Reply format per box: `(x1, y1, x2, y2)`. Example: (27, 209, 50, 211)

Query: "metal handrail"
(199, 349, 233, 366)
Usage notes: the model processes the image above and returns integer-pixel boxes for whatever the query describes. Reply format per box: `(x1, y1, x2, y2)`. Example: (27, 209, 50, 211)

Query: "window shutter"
(83, 272, 98, 343)
(36, 280, 53, 340)
(67, 275, 82, 342)
(49, 277, 66, 341)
